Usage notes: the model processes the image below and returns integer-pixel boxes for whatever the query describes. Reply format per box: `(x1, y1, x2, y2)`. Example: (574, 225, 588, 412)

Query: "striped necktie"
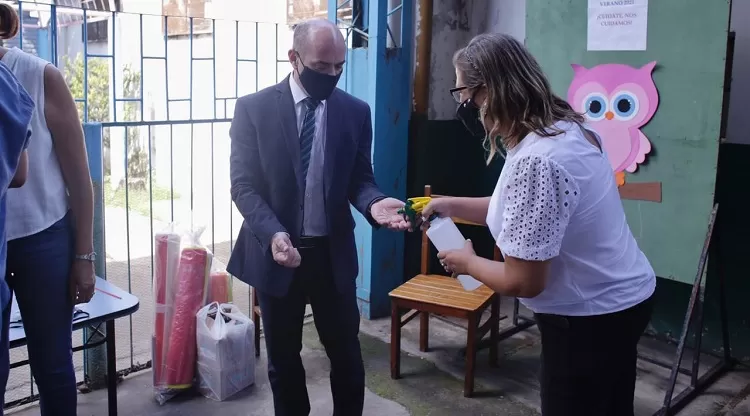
(299, 97, 320, 184)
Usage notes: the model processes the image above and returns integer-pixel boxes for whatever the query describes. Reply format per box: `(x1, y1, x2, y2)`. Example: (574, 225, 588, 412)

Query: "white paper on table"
(426, 217, 484, 292)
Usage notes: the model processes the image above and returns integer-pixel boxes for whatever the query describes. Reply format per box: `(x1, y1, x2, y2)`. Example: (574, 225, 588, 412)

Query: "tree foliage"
(62, 54, 148, 180)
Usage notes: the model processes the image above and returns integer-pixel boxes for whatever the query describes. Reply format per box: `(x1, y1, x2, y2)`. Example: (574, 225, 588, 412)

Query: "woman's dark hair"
(453, 33, 584, 163)
(0, 3, 19, 40)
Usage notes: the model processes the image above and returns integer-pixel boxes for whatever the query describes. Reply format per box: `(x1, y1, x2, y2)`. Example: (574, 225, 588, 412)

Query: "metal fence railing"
(2, 0, 360, 407)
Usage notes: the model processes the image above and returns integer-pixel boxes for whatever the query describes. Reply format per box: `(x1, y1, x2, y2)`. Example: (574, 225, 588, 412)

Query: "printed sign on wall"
(587, 0, 649, 51)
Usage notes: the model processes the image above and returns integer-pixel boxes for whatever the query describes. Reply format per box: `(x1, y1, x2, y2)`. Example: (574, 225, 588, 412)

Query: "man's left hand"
(371, 197, 411, 231)
(437, 239, 476, 275)
(70, 260, 96, 304)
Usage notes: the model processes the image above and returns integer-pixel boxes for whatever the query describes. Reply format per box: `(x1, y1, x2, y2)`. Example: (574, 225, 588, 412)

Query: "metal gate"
(4, 0, 362, 407)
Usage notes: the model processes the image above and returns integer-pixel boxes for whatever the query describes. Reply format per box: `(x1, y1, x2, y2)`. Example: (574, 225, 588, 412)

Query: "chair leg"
(489, 298, 500, 367)
(390, 301, 402, 379)
(419, 312, 429, 352)
(252, 288, 261, 357)
(254, 310, 261, 357)
(464, 313, 479, 397)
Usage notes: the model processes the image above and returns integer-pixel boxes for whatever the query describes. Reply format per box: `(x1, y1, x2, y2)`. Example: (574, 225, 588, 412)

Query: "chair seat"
(389, 274, 495, 312)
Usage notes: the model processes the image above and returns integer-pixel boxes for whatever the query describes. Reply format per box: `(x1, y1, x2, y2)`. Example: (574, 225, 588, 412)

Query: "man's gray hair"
(292, 18, 341, 53)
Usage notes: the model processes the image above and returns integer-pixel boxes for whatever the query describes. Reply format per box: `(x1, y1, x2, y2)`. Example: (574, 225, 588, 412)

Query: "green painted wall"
(525, 0, 731, 285)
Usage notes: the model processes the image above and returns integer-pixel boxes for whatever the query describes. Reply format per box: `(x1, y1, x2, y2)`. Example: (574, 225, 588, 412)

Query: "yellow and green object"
(397, 197, 433, 224)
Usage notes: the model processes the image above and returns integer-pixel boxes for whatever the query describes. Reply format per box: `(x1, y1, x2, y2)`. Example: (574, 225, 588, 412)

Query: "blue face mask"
(295, 53, 342, 101)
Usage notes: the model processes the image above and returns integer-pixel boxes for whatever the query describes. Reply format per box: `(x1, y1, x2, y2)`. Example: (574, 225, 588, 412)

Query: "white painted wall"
(424, 0, 525, 120)
(425, 0, 488, 120)
(486, 0, 525, 42)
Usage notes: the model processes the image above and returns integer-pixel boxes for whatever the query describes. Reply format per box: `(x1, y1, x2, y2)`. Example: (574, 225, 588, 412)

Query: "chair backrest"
(420, 184, 502, 275)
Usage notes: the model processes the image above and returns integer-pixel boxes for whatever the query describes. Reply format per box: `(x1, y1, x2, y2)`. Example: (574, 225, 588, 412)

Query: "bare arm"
(9, 150, 27, 188)
(442, 197, 492, 225)
(462, 155, 578, 299)
(44, 64, 94, 254)
(466, 255, 549, 298)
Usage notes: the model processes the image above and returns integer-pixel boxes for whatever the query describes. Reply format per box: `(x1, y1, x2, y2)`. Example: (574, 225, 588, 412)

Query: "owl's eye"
(610, 91, 640, 121)
(582, 93, 608, 121)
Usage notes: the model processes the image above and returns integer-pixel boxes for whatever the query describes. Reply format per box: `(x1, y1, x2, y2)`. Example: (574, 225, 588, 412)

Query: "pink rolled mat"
(152, 232, 181, 386)
(164, 246, 211, 388)
(207, 271, 231, 304)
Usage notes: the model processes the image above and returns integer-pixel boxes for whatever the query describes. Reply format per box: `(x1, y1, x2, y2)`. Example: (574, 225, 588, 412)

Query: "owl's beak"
(605, 111, 614, 120)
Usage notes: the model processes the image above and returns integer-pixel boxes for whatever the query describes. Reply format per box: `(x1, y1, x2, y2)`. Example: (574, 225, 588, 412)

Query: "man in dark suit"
(228, 18, 409, 416)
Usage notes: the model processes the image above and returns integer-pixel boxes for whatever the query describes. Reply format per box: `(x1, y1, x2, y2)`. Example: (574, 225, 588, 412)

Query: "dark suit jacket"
(227, 76, 385, 297)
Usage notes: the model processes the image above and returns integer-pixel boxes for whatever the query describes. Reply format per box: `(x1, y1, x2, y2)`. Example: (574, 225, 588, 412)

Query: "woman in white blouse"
(421, 33, 656, 416)
(0, 5, 95, 415)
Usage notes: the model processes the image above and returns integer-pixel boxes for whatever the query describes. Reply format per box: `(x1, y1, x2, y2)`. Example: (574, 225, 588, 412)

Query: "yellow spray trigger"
(397, 197, 432, 224)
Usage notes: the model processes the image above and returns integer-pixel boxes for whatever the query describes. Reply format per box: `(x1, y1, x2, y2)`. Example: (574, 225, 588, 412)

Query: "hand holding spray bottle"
(399, 198, 484, 291)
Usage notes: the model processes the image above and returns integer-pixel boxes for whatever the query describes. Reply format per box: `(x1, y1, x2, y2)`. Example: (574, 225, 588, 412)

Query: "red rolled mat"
(153, 233, 181, 386)
(164, 246, 211, 388)
(153, 315, 165, 385)
(207, 271, 231, 304)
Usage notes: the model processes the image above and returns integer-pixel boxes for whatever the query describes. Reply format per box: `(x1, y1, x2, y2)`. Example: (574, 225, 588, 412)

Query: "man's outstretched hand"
(371, 197, 411, 231)
(271, 232, 301, 268)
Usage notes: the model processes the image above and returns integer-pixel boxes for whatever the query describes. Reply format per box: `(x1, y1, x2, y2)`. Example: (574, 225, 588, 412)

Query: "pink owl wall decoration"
(567, 61, 659, 188)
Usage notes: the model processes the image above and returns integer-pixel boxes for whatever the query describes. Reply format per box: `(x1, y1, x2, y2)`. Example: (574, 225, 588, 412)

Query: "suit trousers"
(256, 237, 365, 416)
(536, 295, 653, 416)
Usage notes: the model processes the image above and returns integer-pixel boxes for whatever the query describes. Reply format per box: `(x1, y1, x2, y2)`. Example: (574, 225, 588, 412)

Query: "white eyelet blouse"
(486, 121, 655, 316)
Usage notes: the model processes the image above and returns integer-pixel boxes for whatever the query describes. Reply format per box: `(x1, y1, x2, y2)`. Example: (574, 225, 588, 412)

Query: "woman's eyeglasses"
(450, 86, 469, 103)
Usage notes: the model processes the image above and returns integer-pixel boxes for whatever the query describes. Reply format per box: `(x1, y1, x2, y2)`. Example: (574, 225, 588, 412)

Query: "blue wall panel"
(339, 48, 369, 102)
(330, 0, 413, 319)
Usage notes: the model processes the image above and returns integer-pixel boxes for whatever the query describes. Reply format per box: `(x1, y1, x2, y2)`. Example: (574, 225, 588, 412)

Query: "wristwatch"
(75, 252, 97, 262)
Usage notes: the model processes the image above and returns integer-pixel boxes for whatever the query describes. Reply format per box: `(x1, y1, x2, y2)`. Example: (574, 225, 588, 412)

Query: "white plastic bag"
(196, 302, 255, 401)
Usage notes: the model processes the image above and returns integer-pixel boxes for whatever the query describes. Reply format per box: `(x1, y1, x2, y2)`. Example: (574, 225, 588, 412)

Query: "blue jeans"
(4, 213, 76, 415)
(0, 280, 11, 416)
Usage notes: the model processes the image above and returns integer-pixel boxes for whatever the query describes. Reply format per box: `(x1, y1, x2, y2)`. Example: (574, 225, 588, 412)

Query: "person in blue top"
(0, 58, 33, 414)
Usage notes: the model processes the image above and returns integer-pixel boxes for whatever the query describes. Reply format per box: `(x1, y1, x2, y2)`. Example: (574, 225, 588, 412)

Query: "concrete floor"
(361, 303, 750, 416)
(8, 317, 538, 416)
(8, 299, 750, 416)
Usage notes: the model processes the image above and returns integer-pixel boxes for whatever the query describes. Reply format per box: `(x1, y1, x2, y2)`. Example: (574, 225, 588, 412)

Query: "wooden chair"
(388, 185, 502, 397)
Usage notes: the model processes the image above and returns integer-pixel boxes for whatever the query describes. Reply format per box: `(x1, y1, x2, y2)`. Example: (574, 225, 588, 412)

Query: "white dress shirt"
(289, 75, 328, 236)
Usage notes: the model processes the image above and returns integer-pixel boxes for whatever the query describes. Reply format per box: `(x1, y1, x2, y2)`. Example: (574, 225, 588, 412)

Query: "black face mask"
(455, 98, 486, 138)
(296, 56, 342, 101)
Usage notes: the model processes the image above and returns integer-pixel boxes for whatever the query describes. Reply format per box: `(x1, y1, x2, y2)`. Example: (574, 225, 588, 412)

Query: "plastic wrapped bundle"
(163, 245, 212, 391)
(207, 260, 232, 305)
(152, 230, 181, 389)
